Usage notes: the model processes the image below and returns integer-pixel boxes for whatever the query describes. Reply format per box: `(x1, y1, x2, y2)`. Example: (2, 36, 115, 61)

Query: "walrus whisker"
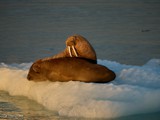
(68, 46, 72, 57)
(72, 46, 78, 57)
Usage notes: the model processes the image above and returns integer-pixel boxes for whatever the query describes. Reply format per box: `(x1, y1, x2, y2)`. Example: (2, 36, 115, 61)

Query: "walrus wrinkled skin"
(27, 58, 116, 83)
(43, 35, 97, 63)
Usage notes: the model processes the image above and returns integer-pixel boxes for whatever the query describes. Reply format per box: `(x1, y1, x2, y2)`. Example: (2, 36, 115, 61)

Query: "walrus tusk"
(72, 46, 78, 57)
(68, 46, 72, 57)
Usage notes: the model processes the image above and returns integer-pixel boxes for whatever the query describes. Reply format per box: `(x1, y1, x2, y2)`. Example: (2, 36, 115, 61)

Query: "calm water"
(0, 0, 160, 65)
(0, 0, 160, 120)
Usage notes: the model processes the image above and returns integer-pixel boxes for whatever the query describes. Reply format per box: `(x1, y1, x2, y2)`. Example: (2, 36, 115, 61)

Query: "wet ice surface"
(0, 94, 160, 120)
(0, 59, 160, 119)
(0, 91, 60, 120)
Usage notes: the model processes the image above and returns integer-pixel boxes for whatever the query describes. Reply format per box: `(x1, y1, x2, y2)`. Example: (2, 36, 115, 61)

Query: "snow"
(0, 59, 160, 118)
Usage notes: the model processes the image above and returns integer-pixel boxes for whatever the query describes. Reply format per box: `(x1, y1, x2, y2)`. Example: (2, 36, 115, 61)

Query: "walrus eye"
(35, 71, 40, 74)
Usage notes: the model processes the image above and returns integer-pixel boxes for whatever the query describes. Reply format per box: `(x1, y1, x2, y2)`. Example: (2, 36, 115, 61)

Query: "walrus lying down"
(27, 58, 116, 83)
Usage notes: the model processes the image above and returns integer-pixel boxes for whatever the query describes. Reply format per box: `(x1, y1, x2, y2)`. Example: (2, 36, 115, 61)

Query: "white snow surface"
(0, 59, 160, 118)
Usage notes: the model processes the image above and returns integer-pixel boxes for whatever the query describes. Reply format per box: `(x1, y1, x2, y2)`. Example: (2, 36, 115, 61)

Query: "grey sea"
(0, 0, 160, 120)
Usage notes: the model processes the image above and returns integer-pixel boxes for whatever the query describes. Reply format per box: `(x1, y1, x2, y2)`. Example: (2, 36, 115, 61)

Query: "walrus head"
(27, 60, 48, 81)
(65, 35, 97, 61)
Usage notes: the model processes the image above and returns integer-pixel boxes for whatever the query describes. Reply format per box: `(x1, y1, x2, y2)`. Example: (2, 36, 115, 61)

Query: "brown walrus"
(27, 58, 116, 83)
(43, 35, 97, 63)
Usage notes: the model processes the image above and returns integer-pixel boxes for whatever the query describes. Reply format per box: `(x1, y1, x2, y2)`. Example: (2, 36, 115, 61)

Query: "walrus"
(27, 58, 116, 83)
(43, 35, 97, 63)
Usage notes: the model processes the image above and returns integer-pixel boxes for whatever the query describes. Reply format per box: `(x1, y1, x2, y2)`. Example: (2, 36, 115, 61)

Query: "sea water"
(0, 0, 160, 119)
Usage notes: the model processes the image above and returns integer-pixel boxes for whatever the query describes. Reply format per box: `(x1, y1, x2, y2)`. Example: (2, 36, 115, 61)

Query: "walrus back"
(27, 57, 116, 83)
